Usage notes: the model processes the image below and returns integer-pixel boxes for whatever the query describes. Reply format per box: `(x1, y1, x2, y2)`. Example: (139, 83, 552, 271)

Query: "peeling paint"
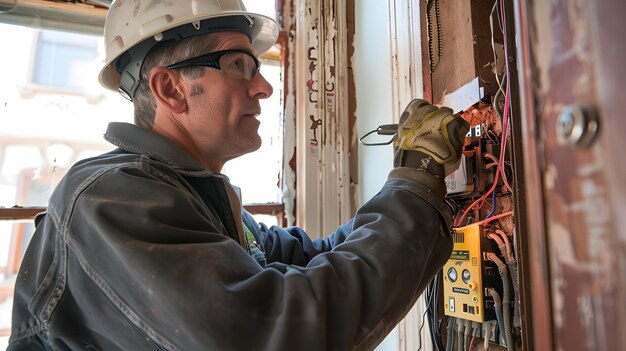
(281, 0, 297, 226)
(133, 0, 140, 17)
(294, 0, 352, 233)
(536, 0, 622, 348)
(566, 0, 594, 99)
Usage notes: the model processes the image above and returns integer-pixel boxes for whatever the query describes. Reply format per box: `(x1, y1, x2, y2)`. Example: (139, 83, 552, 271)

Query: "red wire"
(479, 211, 514, 226)
(456, 72, 510, 227)
(455, 0, 513, 226)
(469, 329, 477, 351)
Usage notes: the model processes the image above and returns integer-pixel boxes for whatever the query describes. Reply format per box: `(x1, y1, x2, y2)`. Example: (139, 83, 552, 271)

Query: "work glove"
(391, 99, 469, 196)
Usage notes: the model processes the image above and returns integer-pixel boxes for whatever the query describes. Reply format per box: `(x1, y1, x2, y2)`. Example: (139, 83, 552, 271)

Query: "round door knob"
(556, 105, 600, 148)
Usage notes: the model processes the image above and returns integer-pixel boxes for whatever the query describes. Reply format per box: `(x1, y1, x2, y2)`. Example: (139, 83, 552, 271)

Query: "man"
(9, 1, 469, 350)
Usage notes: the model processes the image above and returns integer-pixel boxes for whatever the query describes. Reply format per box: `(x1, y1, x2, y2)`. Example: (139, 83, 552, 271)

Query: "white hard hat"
(98, 0, 279, 101)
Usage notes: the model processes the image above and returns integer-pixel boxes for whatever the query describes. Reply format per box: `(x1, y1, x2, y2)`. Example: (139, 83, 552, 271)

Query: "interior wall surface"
(353, 0, 394, 204)
(353, 1, 396, 350)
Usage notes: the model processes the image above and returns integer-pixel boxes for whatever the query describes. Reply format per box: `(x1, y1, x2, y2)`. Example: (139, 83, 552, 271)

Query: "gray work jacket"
(9, 122, 453, 351)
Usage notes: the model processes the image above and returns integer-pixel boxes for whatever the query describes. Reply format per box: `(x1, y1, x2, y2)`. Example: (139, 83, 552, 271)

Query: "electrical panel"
(360, 0, 522, 347)
(428, 0, 520, 342)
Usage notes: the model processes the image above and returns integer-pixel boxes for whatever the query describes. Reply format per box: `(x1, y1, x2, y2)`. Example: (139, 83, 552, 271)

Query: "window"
(0, 1, 285, 346)
(0, 23, 133, 346)
(222, 60, 284, 221)
(223, 0, 285, 226)
(32, 31, 99, 91)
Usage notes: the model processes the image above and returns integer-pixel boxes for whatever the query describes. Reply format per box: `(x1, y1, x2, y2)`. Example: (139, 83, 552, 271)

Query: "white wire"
(489, 0, 506, 97)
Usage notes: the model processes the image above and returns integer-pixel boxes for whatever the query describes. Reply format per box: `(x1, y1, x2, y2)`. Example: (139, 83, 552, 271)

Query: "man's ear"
(148, 67, 188, 114)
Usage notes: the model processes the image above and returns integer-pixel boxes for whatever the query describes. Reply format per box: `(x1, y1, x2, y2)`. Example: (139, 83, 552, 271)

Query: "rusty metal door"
(515, 0, 626, 350)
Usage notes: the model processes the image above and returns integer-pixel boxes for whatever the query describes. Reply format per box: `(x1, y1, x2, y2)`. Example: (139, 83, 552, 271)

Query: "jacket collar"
(104, 122, 207, 172)
(103, 122, 243, 200)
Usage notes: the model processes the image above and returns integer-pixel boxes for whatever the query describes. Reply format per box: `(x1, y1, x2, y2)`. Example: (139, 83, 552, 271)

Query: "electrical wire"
(496, 229, 521, 330)
(489, 0, 506, 97)
(468, 327, 477, 351)
(425, 278, 437, 350)
(483, 152, 500, 168)
(484, 322, 493, 350)
(488, 289, 505, 346)
(456, 318, 465, 351)
(455, 165, 500, 225)
(491, 0, 514, 194)
(454, 210, 463, 227)
(479, 211, 514, 227)
(419, 273, 442, 351)
(485, 162, 499, 171)
(446, 317, 456, 351)
(429, 274, 446, 351)
(445, 198, 460, 215)
(492, 74, 506, 119)
(455, 101, 511, 225)
(488, 233, 505, 253)
(487, 253, 513, 349)
(485, 189, 497, 219)
(463, 319, 472, 351)
(417, 298, 431, 351)
(495, 230, 513, 262)
(482, 151, 508, 220)
(498, 0, 513, 194)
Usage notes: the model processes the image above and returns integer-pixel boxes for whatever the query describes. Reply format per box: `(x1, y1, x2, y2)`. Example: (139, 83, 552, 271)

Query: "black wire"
(416, 300, 431, 351)
(426, 280, 435, 349)
(444, 198, 459, 217)
(418, 275, 438, 351)
(433, 275, 445, 351)
(445, 317, 456, 351)
(426, 278, 437, 350)
(425, 273, 446, 351)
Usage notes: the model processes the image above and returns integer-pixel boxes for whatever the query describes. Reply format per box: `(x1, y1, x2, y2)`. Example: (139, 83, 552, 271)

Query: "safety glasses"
(167, 49, 261, 81)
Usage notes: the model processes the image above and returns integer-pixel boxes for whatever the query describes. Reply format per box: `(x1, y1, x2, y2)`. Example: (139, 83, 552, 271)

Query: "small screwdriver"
(359, 124, 398, 146)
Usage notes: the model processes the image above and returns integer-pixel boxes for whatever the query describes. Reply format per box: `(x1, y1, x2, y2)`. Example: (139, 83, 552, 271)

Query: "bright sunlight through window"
(0, 0, 282, 345)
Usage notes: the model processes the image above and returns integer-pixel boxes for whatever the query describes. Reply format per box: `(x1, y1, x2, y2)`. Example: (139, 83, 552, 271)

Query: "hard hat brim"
(98, 11, 279, 93)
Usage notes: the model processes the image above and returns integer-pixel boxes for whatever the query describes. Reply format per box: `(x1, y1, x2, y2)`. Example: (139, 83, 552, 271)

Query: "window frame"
(0, 2, 288, 342)
(0, 33, 289, 301)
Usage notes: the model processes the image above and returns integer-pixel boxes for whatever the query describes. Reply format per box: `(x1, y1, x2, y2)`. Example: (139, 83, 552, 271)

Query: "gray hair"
(133, 35, 218, 128)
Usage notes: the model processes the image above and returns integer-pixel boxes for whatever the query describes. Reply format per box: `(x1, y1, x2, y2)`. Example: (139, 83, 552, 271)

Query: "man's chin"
(238, 136, 262, 156)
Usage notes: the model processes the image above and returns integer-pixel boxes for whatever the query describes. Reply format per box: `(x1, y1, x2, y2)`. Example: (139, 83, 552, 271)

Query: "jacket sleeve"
(63, 162, 453, 351)
(242, 210, 353, 266)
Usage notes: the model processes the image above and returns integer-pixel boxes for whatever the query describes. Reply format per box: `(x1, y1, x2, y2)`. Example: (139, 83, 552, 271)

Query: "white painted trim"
(295, 0, 352, 236)
(388, 0, 424, 122)
(282, 0, 297, 226)
(387, 1, 432, 351)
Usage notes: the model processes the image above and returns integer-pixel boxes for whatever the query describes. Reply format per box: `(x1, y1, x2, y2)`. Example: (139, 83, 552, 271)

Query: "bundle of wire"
(454, 0, 513, 228)
(416, 273, 447, 351)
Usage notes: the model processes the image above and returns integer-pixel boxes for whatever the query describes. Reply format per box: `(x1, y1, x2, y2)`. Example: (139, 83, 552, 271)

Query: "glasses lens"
(219, 52, 258, 80)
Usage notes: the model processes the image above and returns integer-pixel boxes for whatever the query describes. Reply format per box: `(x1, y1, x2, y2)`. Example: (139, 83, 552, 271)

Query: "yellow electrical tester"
(443, 223, 501, 323)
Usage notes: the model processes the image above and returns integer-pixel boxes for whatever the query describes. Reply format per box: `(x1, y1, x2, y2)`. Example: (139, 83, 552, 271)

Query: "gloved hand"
(394, 99, 470, 178)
